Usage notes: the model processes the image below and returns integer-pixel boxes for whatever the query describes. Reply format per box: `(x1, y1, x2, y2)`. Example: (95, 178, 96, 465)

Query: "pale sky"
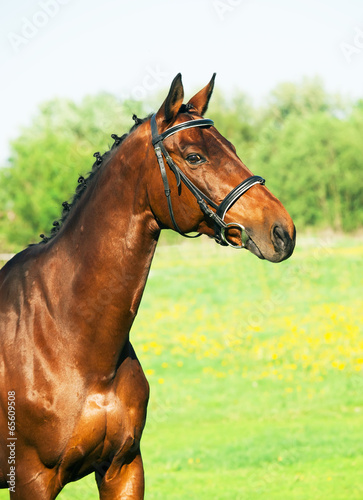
(1, 0, 362, 164)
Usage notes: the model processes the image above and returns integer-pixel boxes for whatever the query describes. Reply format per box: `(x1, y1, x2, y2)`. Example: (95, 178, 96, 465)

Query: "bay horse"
(0, 74, 295, 499)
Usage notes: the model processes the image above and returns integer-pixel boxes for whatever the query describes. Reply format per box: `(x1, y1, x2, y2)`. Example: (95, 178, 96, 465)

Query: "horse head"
(145, 73, 295, 263)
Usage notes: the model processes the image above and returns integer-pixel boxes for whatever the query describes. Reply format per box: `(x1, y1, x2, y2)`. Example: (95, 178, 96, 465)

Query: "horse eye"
(186, 153, 204, 165)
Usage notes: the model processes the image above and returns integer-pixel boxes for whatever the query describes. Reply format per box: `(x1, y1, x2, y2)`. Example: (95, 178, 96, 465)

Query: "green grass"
(1, 233, 362, 499)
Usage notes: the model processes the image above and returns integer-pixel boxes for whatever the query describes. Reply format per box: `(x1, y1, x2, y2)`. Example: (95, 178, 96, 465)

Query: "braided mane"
(38, 114, 150, 244)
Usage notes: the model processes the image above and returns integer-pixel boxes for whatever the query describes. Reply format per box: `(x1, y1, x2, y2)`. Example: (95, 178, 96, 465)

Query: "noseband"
(151, 113, 265, 248)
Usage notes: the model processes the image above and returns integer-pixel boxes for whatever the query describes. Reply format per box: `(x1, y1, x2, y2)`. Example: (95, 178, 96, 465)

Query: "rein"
(150, 113, 265, 248)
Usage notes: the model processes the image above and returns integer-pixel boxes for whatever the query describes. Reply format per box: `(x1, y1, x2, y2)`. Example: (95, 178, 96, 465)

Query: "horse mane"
(37, 114, 151, 244)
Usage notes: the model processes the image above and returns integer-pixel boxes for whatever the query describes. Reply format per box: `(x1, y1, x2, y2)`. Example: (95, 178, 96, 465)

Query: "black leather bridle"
(150, 113, 265, 248)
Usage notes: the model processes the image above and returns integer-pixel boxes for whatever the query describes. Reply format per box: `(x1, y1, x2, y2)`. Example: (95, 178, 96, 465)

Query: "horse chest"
(59, 352, 149, 471)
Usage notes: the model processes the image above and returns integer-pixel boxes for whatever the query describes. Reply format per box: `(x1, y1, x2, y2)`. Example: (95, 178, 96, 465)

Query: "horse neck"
(46, 131, 160, 376)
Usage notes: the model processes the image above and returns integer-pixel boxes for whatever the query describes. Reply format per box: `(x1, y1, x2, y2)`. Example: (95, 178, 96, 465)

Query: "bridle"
(150, 113, 265, 249)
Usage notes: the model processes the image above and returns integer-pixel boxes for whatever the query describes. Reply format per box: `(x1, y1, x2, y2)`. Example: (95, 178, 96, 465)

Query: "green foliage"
(250, 113, 363, 231)
(0, 78, 362, 250)
(261, 77, 336, 123)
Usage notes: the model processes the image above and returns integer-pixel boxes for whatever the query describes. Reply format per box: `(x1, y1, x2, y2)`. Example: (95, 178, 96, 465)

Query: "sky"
(1, 0, 362, 164)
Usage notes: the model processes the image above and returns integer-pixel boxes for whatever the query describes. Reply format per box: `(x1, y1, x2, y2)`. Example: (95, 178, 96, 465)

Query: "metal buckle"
(220, 222, 248, 249)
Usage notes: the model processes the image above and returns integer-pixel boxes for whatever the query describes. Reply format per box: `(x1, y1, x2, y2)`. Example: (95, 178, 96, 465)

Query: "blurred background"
(0, 1, 362, 499)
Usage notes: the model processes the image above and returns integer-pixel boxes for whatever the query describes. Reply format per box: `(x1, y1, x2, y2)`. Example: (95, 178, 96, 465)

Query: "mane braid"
(37, 114, 151, 245)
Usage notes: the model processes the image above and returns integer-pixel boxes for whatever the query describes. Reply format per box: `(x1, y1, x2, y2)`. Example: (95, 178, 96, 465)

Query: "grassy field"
(1, 233, 362, 499)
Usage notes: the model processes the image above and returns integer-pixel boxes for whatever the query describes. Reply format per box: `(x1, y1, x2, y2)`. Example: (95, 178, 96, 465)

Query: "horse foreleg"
(8, 465, 61, 500)
(96, 447, 144, 500)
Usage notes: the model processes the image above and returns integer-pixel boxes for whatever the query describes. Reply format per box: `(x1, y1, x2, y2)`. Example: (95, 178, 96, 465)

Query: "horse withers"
(0, 74, 295, 499)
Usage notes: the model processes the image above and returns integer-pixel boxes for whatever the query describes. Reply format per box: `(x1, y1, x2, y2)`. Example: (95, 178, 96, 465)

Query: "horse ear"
(156, 73, 184, 126)
(187, 73, 216, 116)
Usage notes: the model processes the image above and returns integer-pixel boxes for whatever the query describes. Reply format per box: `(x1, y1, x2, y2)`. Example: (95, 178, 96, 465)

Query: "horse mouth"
(218, 225, 265, 259)
(244, 236, 265, 259)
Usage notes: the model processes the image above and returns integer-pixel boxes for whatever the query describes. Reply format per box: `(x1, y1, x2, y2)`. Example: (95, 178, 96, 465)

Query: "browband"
(151, 118, 214, 145)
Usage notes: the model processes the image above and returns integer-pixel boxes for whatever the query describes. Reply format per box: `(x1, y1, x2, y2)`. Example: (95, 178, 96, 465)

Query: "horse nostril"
(271, 224, 296, 260)
(272, 225, 287, 252)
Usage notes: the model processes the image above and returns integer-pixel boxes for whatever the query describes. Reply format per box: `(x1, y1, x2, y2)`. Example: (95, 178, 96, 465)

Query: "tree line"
(0, 77, 362, 251)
